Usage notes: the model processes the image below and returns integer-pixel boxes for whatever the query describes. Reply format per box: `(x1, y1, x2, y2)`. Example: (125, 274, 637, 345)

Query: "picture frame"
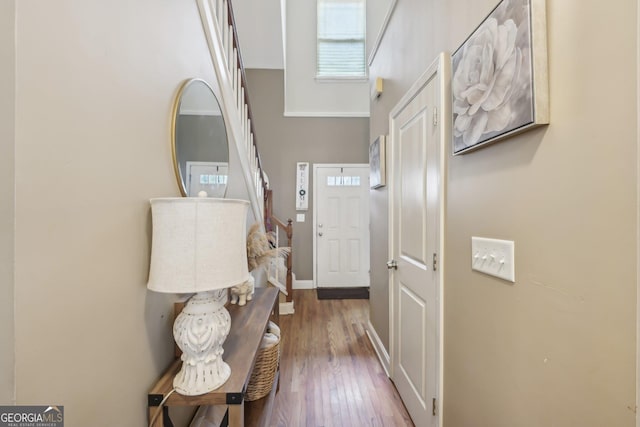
(369, 135, 386, 189)
(452, 0, 548, 155)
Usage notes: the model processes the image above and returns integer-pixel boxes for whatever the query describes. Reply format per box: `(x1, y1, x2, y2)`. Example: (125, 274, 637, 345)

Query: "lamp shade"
(147, 197, 250, 293)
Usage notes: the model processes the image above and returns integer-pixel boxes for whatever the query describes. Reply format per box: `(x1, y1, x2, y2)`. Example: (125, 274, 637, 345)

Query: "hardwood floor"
(269, 290, 414, 427)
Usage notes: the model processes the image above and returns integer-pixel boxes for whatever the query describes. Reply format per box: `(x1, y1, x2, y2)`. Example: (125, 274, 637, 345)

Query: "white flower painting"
(452, 0, 546, 154)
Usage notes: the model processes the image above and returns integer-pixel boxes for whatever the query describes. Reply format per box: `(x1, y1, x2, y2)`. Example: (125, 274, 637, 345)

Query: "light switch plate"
(471, 237, 515, 282)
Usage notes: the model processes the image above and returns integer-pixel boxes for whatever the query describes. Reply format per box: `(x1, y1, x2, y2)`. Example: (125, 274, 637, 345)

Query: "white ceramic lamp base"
(172, 289, 231, 396)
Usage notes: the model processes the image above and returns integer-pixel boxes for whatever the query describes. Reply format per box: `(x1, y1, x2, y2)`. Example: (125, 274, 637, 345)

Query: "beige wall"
(245, 69, 369, 280)
(368, 178, 389, 348)
(369, 0, 637, 425)
(11, 1, 221, 424)
(0, 0, 16, 405)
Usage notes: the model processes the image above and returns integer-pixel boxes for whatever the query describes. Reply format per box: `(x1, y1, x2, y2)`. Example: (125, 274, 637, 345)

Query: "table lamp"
(147, 197, 250, 396)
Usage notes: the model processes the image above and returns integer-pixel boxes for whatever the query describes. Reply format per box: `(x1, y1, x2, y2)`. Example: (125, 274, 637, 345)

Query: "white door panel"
(400, 117, 428, 267)
(398, 283, 427, 402)
(315, 165, 370, 288)
(390, 54, 447, 427)
(186, 161, 228, 197)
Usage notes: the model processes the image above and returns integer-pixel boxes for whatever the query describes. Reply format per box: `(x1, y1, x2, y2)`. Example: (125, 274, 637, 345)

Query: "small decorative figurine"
(230, 275, 254, 306)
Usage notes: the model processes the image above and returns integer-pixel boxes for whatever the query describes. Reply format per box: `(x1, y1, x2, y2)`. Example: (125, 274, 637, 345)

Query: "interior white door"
(186, 161, 229, 197)
(389, 56, 445, 427)
(314, 165, 370, 288)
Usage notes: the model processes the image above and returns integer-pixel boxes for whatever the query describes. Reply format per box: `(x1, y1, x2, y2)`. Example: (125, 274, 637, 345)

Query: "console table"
(148, 287, 280, 427)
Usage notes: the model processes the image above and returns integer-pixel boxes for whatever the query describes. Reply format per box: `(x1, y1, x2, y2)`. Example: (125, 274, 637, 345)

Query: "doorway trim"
(388, 52, 450, 426)
(312, 163, 370, 288)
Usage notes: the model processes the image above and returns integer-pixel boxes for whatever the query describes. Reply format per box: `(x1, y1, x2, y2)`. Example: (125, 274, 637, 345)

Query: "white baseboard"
(279, 301, 295, 315)
(366, 320, 390, 377)
(293, 279, 314, 290)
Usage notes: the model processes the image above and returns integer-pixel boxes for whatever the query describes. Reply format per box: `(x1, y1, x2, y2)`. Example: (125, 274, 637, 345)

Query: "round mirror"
(172, 78, 229, 197)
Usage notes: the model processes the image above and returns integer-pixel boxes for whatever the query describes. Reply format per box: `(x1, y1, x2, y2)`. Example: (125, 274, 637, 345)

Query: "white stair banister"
(196, 0, 268, 222)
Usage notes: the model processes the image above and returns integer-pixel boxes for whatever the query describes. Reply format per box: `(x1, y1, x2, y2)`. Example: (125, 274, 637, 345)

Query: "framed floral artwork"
(452, 0, 549, 155)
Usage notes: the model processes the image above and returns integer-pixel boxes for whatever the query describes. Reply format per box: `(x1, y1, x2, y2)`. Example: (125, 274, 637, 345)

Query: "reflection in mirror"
(172, 79, 229, 197)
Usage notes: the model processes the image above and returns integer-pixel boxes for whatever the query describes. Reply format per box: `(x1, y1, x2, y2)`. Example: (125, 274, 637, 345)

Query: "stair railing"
(265, 190, 293, 303)
(196, 0, 294, 306)
(196, 0, 268, 220)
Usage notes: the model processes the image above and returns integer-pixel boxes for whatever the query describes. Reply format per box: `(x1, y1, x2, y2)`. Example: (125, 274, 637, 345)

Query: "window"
(326, 176, 362, 187)
(317, 0, 366, 78)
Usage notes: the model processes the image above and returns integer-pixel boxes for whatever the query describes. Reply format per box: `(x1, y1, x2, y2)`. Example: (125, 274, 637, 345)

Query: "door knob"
(387, 260, 398, 270)
(318, 232, 323, 237)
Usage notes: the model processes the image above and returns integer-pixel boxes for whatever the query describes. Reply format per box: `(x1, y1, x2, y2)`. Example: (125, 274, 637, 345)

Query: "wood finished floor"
(269, 290, 414, 427)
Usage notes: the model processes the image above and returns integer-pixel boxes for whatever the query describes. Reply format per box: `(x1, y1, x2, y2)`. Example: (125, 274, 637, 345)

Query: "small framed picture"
(369, 135, 386, 189)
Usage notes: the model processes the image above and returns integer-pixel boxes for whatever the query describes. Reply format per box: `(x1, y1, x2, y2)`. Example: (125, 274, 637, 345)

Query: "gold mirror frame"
(171, 78, 230, 197)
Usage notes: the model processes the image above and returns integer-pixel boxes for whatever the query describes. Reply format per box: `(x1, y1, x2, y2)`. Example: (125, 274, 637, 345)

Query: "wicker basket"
(245, 336, 280, 401)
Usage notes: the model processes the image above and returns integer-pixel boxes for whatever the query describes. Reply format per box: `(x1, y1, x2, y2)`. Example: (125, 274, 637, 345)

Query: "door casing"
(388, 53, 450, 426)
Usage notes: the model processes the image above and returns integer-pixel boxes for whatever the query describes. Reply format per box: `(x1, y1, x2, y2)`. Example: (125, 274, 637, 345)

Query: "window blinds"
(317, 0, 366, 77)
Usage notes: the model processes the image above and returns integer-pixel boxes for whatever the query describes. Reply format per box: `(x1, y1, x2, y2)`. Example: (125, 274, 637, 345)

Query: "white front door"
(389, 54, 447, 427)
(314, 164, 370, 288)
(186, 161, 229, 197)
